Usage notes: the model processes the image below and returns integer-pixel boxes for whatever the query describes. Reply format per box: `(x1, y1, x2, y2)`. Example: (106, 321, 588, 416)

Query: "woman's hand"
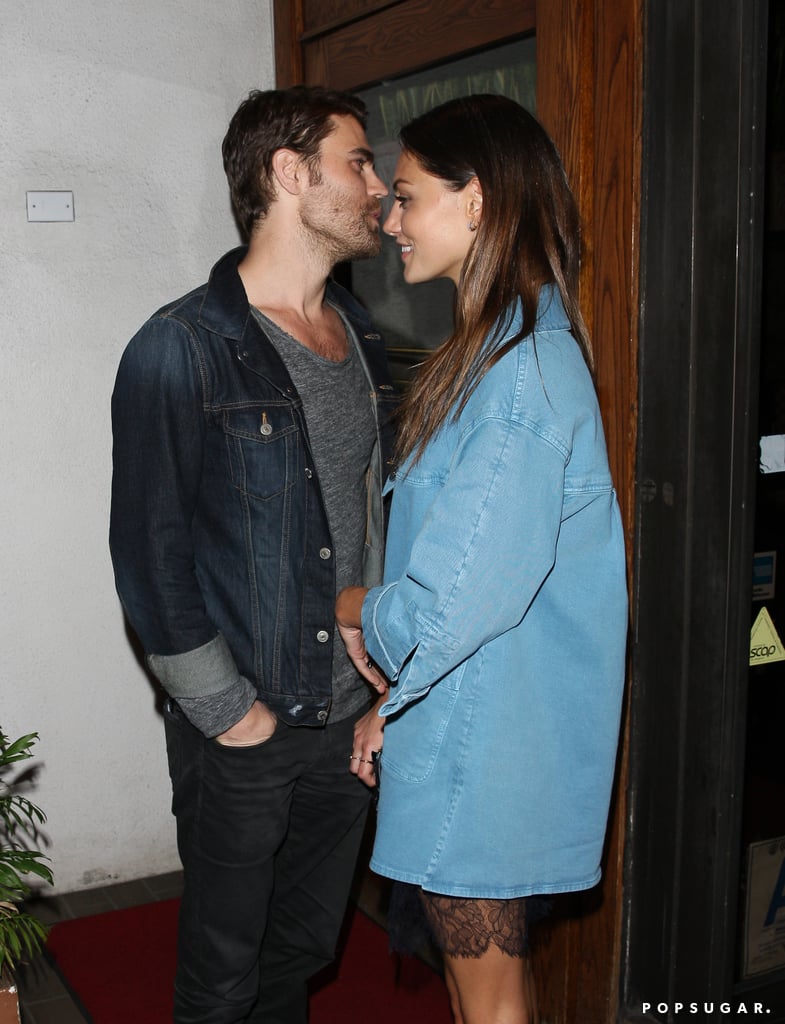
(349, 696, 386, 788)
(335, 586, 389, 696)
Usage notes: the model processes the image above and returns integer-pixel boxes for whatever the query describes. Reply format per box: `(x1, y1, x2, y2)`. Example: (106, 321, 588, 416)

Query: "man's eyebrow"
(350, 147, 375, 163)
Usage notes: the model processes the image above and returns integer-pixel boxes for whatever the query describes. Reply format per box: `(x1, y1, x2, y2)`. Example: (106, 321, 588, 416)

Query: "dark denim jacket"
(110, 248, 397, 730)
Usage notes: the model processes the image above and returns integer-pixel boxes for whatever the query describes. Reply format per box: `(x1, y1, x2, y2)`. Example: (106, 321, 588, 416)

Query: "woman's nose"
(383, 205, 400, 236)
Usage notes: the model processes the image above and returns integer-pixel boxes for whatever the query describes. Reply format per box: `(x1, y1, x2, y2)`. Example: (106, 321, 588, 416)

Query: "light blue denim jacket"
(362, 289, 628, 897)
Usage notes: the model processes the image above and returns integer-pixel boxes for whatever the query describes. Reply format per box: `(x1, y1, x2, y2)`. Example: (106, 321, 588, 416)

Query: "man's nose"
(367, 168, 388, 197)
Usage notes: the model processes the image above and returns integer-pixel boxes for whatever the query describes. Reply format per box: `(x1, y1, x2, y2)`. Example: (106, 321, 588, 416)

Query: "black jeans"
(164, 700, 371, 1024)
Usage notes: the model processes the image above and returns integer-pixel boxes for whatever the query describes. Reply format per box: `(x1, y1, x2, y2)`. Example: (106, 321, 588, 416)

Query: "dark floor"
(15, 854, 396, 1024)
(17, 870, 185, 1024)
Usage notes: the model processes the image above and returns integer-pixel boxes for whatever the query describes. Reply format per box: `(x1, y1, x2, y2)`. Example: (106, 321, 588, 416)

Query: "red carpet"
(46, 898, 452, 1023)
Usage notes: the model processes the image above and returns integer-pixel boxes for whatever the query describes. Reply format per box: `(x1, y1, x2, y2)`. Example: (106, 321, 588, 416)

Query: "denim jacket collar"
(195, 246, 387, 401)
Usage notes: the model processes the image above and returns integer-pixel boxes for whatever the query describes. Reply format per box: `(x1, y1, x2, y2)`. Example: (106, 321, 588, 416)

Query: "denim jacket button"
(305, 467, 313, 479)
(317, 710, 328, 723)
(316, 630, 329, 643)
(319, 547, 331, 560)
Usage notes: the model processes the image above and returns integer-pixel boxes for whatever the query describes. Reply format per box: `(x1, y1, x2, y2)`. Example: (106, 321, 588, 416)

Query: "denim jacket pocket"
(382, 661, 467, 784)
(223, 405, 299, 500)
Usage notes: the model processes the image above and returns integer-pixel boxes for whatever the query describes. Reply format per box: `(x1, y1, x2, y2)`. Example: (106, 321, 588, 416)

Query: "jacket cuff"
(148, 633, 241, 698)
(362, 583, 420, 680)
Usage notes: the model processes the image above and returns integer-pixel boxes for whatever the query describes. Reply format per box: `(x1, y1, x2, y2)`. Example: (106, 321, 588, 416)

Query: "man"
(109, 86, 393, 1024)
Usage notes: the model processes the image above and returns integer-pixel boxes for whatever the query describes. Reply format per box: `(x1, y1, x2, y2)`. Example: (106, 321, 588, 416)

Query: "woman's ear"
(466, 176, 483, 229)
(271, 148, 304, 197)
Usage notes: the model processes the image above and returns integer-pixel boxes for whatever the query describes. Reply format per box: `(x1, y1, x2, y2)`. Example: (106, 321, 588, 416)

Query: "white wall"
(0, 0, 275, 893)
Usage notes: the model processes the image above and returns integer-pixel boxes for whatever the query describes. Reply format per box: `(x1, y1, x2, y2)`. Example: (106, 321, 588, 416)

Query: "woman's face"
(383, 151, 481, 286)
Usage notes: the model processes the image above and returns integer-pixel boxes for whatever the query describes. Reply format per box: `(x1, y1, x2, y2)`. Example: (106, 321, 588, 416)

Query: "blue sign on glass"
(753, 551, 776, 601)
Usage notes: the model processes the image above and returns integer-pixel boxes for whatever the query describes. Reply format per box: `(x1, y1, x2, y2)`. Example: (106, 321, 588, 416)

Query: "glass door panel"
(737, 0, 785, 990)
(350, 36, 536, 386)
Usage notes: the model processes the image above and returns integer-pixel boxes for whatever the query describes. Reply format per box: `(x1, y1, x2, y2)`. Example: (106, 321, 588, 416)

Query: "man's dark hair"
(222, 85, 368, 238)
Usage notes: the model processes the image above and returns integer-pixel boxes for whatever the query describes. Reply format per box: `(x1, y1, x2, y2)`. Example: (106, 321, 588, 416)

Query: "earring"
(468, 219, 478, 232)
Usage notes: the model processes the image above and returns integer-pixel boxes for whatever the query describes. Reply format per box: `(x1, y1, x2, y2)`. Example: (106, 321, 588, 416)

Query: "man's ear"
(271, 148, 305, 197)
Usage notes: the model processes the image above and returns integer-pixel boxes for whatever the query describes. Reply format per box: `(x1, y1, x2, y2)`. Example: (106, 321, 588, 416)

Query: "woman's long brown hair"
(394, 95, 592, 466)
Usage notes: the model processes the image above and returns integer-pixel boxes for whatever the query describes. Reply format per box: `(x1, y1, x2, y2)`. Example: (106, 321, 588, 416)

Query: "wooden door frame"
(273, 3, 641, 1020)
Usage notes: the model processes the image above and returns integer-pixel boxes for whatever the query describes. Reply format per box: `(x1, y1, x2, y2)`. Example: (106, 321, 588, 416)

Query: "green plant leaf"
(0, 733, 38, 766)
(0, 796, 47, 834)
(0, 908, 49, 976)
(0, 729, 52, 979)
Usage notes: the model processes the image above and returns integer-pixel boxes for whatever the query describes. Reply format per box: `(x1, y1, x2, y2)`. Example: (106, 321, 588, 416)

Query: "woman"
(336, 95, 628, 1024)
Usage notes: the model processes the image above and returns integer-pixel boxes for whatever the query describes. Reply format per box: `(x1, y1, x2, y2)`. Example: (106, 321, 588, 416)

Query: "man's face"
(298, 115, 388, 263)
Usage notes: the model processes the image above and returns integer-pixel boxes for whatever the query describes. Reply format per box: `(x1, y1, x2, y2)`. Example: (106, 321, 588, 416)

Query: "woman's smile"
(383, 150, 480, 286)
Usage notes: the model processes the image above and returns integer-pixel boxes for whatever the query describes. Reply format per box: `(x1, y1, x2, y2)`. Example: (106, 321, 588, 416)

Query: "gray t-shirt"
(251, 305, 377, 721)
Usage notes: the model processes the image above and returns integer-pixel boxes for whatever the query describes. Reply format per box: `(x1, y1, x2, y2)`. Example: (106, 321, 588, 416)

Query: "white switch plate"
(26, 191, 75, 222)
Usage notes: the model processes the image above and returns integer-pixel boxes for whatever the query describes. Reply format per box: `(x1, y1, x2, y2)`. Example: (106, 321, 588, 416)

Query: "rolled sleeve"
(148, 634, 243, 698)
